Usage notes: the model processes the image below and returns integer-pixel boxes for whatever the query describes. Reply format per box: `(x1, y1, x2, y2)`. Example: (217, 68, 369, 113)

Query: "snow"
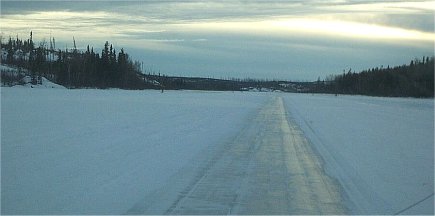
(1, 88, 268, 214)
(1, 88, 433, 214)
(1, 64, 65, 89)
(13, 76, 66, 89)
(1, 48, 30, 61)
(0, 64, 27, 75)
(1, 49, 7, 61)
(241, 87, 276, 92)
(282, 93, 434, 215)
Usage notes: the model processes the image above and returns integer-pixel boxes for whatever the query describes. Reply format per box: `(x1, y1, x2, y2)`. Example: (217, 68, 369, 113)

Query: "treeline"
(313, 57, 434, 97)
(2, 32, 433, 96)
(146, 75, 291, 91)
(1, 32, 145, 89)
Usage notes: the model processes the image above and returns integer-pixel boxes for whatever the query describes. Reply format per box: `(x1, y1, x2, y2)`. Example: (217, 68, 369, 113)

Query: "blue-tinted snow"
(282, 93, 434, 215)
(1, 88, 268, 214)
(1, 89, 433, 214)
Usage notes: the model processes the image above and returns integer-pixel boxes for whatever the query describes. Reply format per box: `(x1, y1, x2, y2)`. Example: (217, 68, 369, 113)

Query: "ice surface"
(282, 93, 434, 214)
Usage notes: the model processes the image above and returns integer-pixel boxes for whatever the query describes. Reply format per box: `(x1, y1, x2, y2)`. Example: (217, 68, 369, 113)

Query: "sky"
(1, 0, 434, 80)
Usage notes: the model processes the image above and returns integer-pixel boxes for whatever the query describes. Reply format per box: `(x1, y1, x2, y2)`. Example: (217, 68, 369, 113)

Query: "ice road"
(128, 96, 346, 214)
(3, 88, 431, 214)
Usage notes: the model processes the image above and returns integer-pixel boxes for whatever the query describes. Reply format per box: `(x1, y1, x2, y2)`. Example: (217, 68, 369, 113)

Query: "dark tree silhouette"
(313, 57, 434, 97)
(1, 33, 146, 89)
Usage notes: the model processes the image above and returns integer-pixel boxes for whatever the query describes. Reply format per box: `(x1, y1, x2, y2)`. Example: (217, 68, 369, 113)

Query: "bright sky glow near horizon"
(1, 0, 434, 80)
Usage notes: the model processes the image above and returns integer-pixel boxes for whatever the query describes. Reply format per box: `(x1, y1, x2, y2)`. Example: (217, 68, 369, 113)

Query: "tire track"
(135, 96, 347, 214)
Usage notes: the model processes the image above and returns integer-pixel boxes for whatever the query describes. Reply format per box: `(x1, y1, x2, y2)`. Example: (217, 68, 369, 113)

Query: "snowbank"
(282, 94, 434, 214)
(1, 88, 268, 214)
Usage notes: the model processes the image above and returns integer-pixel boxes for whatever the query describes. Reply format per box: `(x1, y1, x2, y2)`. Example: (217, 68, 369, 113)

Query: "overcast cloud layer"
(1, 0, 434, 80)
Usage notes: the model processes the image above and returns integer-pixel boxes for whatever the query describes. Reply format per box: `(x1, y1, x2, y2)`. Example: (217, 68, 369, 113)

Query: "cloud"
(3, 1, 433, 36)
(1, 0, 433, 80)
(174, 18, 434, 43)
(324, 1, 435, 13)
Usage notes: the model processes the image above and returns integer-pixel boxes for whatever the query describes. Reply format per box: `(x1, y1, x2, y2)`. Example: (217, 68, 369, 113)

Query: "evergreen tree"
(6, 37, 14, 64)
(1, 33, 148, 90)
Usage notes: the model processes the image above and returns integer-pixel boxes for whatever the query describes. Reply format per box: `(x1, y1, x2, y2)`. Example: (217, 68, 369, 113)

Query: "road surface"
(127, 96, 347, 214)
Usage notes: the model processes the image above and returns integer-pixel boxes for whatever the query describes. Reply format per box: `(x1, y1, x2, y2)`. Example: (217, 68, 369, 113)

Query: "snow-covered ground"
(12, 76, 66, 89)
(1, 88, 433, 214)
(282, 94, 434, 214)
(1, 88, 268, 214)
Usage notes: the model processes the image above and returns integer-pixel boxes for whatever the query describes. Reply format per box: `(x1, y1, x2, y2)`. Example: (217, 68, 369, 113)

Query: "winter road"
(128, 96, 347, 214)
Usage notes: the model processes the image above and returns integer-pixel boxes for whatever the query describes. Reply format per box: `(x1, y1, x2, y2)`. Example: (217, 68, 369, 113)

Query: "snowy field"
(1, 88, 434, 214)
(283, 94, 434, 214)
(1, 88, 268, 214)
